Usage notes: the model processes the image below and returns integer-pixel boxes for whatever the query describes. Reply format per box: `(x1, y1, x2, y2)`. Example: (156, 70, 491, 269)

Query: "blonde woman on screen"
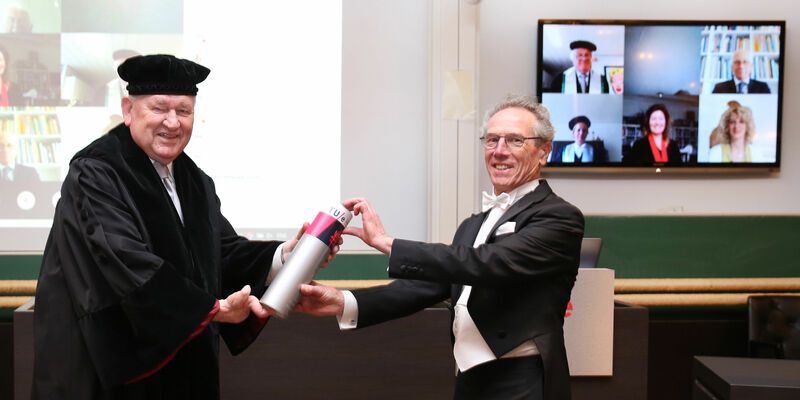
(708, 105, 755, 162)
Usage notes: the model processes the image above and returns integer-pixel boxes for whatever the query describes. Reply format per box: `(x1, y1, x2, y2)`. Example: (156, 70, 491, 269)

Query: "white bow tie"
(482, 191, 512, 212)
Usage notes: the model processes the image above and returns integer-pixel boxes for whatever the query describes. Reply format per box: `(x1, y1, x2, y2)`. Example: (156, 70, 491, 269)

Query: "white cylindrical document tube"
(260, 204, 352, 318)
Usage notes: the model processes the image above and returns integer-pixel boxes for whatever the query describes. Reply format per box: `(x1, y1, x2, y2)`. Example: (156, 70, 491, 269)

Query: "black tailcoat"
(353, 180, 584, 400)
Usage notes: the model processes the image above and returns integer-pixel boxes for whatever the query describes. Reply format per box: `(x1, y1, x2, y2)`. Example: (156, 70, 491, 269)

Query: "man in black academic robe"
(33, 55, 318, 399)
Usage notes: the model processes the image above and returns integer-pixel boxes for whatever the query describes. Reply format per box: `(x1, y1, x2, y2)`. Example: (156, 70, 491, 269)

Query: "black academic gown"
(33, 123, 280, 400)
(546, 70, 609, 94)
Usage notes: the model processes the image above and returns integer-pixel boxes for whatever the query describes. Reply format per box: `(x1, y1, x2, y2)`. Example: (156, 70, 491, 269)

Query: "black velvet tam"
(118, 54, 210, 96)
(569, 40, 596, 51)
(568, 115, 591, 130)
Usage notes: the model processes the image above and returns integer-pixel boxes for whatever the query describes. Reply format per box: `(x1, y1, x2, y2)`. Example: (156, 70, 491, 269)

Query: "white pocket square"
(495, 221, 516, 236)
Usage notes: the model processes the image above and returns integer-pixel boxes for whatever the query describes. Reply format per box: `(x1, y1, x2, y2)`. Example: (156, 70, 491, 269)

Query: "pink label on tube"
(305, 205, 352, 249)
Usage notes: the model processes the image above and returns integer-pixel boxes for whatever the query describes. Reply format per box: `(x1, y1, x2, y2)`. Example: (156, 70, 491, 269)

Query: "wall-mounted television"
(537, 20, 785, 172)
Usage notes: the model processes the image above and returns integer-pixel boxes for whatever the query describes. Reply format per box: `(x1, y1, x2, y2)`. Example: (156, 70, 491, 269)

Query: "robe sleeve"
(55, 159, 220, 387)
(217, 213, 281, 354)
(126, 300, 220, 384)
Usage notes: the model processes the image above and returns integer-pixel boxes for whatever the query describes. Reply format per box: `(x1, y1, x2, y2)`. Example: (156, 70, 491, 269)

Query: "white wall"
(341, 0, 430, 249)
(477, 0, 799, 215)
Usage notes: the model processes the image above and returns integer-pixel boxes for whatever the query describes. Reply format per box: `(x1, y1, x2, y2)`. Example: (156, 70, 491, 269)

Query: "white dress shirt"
(152, 160, 183, 223)
(562, 142, 594, 163)
(339, 179, 541, 372)
(733, 77, 750, 94)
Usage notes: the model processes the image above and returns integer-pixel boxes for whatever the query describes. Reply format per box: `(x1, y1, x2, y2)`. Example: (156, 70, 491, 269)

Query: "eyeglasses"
(479, 134, 541, 149)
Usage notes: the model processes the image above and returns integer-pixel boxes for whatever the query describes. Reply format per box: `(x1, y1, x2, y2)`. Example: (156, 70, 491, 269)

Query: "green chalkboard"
(586, 216, 800, 278)
(1, 216, 798, 280)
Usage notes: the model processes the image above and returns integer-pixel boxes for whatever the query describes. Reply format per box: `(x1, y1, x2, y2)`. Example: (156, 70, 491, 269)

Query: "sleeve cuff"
(267, 242, 286, 285)
(336, 290, 358, 330)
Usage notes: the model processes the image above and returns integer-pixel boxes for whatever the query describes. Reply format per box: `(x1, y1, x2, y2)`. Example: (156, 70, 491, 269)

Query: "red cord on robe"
(125, 300, 220, 384)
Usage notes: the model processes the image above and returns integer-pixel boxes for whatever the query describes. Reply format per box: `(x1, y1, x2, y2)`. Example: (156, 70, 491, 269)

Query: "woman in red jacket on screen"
(623, 103, 682, 164)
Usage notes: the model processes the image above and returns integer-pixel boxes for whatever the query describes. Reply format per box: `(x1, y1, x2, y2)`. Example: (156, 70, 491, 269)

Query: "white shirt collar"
(574, 142, 588, 156)
(494, 179, 539, 207)
(734, 77, 750, 85)
(150, 159, 174, 179)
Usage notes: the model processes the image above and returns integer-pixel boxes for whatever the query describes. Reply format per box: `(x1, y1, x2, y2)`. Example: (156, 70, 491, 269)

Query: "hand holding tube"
(260, 204, 352, 318)
(213, 285, 271, 323)
(281, 223, 342, 267)
(293, 282, 345, 316)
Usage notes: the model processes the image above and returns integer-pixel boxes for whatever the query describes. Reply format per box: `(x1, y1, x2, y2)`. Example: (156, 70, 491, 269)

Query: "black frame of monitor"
(536, 19, 786, 174)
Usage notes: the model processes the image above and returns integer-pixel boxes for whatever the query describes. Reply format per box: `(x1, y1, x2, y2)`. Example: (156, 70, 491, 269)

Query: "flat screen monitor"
(537, 20, 785, 172)
(579, 238, 603, 269)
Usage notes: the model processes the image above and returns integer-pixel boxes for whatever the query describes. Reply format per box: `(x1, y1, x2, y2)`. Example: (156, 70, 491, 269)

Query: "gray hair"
(480, 94, 555, 142)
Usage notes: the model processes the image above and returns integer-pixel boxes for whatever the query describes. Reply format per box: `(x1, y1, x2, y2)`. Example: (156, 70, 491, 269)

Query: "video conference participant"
(549, 40, 608, 94)
(0, 130, 40, 183)
(0, 44, 22, 106)
(623, 103, 682, 164)
(1, 130, 41, 219)
(33, 54, 339, 399)
(295, 94, 584, 400)
(551, 115, 595, 163)
(708, 104, 756, 162)
(712, 50, 770, 94)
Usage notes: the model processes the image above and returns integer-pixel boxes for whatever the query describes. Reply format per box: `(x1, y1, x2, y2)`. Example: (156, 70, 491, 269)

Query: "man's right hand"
(213, 285, 271, 323)
(342, 197, 394, 255)
(293, 282, 344, 316)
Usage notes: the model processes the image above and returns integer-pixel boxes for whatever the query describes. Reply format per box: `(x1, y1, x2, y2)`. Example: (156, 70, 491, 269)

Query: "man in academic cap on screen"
(549, 40, 608, 94)
(549, 115, 598, 163)
(33, 54, 339, 399)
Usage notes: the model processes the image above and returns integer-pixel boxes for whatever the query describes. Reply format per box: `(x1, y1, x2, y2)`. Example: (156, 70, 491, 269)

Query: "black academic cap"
(570, 40, 597, 51)
(568, 115, 591, 130)
(117, 54, 210, 96)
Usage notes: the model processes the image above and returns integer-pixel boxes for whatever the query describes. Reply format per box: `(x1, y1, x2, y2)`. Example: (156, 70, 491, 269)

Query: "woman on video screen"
(708, 104, 755, 162)
(623, 103, 682, 164)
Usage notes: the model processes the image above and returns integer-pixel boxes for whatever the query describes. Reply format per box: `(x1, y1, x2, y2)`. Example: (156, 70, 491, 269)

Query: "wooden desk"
(692, 356, 800, 400)
(14, 301, 648, 400)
